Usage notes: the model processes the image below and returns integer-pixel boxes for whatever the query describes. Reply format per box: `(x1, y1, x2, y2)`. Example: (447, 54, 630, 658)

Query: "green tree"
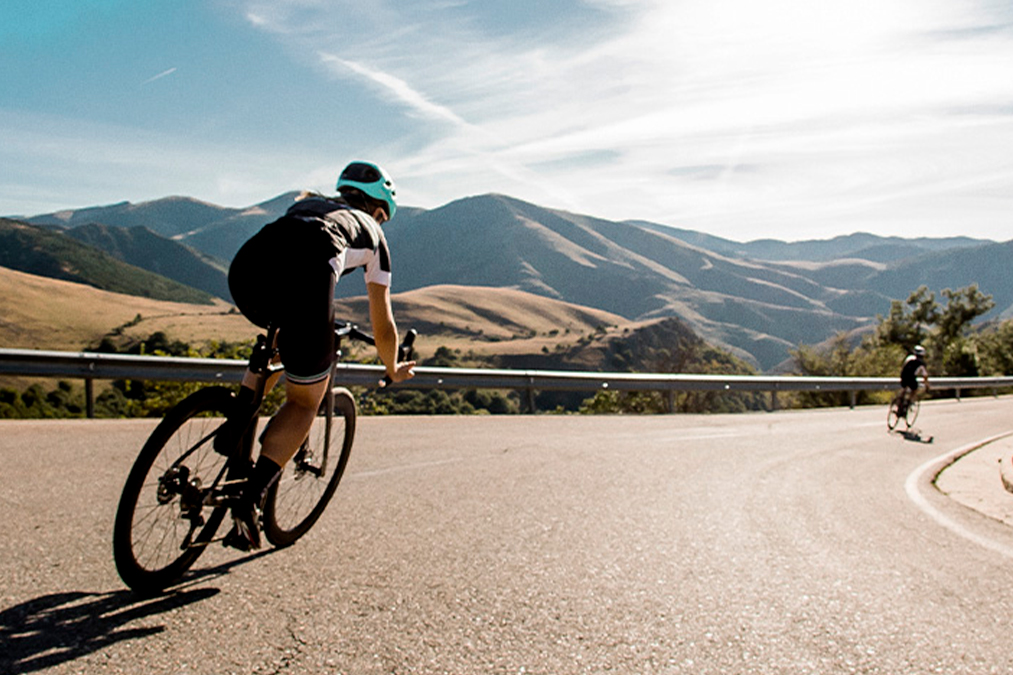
(935, 285, 995, 344)
(795, 283, 999, 406)
(976, 320, 1013, 377)
(875, 285, 938, 351)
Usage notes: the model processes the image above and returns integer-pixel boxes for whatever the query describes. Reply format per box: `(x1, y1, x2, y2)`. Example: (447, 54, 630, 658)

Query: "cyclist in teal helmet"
(223, 160, 413, 549)
(336, 160, 397, 221)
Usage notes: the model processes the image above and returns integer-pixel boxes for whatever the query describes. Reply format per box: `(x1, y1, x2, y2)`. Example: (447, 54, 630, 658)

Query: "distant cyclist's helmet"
(913, 345, 926, 356)
(336, 161, 397, 220)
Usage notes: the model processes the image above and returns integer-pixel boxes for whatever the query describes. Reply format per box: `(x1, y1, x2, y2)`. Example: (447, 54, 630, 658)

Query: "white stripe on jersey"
(330, 248, 391, 288)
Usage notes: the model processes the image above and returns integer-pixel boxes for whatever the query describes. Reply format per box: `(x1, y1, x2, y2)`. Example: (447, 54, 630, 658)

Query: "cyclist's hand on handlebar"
(389, 360, 416, 384)
(379, 360, 416, 387)
(379, 328, 418, 387)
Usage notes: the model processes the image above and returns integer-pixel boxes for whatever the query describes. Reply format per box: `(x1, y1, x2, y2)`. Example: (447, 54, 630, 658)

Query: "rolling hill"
(375, 195, 879, 368)
(333, 284, 630, 359)
(0, 266, 244, 352)
(0, 269, 642, 367)
(27, 196, 243, 238)
(0, 219, 214, 305)
(65, 223, 230, 301)
(13, 193, 1008, 370)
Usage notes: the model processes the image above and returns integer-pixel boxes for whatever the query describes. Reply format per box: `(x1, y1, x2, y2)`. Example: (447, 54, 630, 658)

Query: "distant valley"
(10, 193, 1009, 371)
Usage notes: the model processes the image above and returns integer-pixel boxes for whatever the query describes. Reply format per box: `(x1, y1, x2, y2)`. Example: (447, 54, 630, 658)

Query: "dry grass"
(0, 266, 254, 351)
(0, 270, 633, 361)
(335, 284, 631, 358)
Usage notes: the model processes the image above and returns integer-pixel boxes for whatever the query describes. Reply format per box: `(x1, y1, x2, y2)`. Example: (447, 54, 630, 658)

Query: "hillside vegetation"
(14, 191, 1009, 370)
(0, 219, 214, 304)
(67, 223, 230, 300)
(0, 270, 763, 416)
(0, 266, 246, 353)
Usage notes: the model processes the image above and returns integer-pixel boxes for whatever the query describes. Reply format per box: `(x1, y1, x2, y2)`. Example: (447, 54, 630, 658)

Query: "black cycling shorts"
(228, 221, 338, 385)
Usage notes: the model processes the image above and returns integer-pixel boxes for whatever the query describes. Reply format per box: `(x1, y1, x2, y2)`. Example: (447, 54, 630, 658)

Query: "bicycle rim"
(113, 387, 235, 594)
(263, 387, 355, 547)
(906, 400, 920, 427)
(887, 396, 901, 431)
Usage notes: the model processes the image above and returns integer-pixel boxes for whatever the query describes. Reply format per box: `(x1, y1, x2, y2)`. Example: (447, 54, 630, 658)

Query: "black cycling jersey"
(900, 355, 926, 390)
(284, 197, 391, 286)
(228, 196, 392, 384)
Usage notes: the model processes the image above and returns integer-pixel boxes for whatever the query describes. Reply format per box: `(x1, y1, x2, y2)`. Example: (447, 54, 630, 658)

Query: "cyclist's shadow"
(900, 428, 934, 444)
(0, 549, 275, 674)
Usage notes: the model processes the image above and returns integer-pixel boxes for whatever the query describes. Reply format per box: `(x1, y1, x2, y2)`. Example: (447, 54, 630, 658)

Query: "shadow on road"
(0, 588, 216, 674)
(0, 549, 276, 674)
(900, 428, 934, 444)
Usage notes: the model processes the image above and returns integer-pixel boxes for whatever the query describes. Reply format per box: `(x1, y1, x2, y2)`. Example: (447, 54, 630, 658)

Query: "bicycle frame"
(186, 322, 375, 519)
(114, 318, 413, 591)
(174, 320, 399, 541)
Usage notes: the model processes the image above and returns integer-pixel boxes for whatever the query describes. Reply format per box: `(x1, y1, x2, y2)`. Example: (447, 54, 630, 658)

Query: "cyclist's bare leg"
(228, 378, 328, 550)
(909, 384, 924, 405)
(259, 378, 330, 467)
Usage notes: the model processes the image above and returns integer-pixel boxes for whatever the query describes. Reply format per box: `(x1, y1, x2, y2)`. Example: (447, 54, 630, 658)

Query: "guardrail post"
(849, 391, 856, 410)
(85, 378, 95, 419)
(526, 378, 536, 414)
(666, 390, 675, 414)
(770, 390, 779, 412)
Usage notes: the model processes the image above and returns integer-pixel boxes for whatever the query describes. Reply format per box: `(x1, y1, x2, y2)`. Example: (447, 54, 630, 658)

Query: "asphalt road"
(2, 396, 1013, 674)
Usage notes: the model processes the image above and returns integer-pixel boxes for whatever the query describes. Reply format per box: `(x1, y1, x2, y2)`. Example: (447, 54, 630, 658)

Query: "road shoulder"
(936, 433, 1013, 527)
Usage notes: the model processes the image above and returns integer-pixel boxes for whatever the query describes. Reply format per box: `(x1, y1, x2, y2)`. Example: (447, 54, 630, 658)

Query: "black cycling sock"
(244, 455, 282, 508)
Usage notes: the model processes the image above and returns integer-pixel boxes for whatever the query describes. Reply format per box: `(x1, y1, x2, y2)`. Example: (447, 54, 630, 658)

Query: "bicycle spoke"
(262, 388, 355, 547)
(114, 387, 236, 593)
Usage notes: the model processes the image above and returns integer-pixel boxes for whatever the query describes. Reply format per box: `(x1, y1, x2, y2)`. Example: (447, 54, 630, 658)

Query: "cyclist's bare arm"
(367, 281, 416, 383)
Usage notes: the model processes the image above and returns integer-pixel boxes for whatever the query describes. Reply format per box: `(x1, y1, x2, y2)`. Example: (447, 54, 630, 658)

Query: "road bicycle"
(113, 320, 415, 594)
(886, 388, 920, 431)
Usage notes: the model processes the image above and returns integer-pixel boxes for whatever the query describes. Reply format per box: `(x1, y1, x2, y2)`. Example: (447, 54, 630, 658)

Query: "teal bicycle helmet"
(336, 161, 397, 220)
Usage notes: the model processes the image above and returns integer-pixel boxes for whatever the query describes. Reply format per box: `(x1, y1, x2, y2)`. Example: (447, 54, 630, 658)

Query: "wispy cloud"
(153, 1, 1013, 239)
(141, 67, 177, 86)
(318, 53, 469, 127)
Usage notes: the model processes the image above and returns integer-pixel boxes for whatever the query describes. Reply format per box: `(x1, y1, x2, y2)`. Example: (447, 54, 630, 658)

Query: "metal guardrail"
(3, 348, 1013, 417)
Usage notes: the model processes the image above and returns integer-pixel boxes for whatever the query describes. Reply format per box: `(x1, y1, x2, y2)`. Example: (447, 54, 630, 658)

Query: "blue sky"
(1, 0, 1011, 242)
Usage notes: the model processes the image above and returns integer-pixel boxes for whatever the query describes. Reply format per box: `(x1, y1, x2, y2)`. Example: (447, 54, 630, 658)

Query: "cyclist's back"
(900, 346, 928, 392)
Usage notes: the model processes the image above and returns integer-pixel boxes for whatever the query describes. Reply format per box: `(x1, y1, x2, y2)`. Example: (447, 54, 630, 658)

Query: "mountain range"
(12, 194, 1009, 371)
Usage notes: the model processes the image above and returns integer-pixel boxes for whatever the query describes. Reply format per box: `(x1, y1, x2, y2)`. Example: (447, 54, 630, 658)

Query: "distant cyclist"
(898, 345, 929, 414)
(223, 161, 415, 550)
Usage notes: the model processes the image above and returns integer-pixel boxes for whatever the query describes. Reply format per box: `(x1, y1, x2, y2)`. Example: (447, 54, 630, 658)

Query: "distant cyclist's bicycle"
(113, 320, 415, 594)
(887, 389, 919, 431)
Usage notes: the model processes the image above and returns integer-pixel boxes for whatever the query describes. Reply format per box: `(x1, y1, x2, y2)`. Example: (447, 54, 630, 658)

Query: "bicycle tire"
(887, 392, 902, 431)
(905, 399, 920, 427)
(262, 387, 356, 547)
(113, 386, 236, 594)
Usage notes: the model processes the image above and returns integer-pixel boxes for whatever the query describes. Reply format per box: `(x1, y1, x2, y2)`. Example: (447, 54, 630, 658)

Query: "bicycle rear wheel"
(113, 387, 236, 594)
(887, 392, 903, 431)
(262, 387, 356, 547)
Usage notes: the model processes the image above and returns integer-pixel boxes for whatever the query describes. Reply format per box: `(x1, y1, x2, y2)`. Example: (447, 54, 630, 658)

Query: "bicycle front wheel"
(905, 399, 920, 427)
(113, 387, 236, 594)
(262, 387, 356, 547)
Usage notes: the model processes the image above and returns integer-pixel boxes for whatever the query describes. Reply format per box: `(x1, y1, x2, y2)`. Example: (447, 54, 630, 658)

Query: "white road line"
(905, 432, 1013, 559)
